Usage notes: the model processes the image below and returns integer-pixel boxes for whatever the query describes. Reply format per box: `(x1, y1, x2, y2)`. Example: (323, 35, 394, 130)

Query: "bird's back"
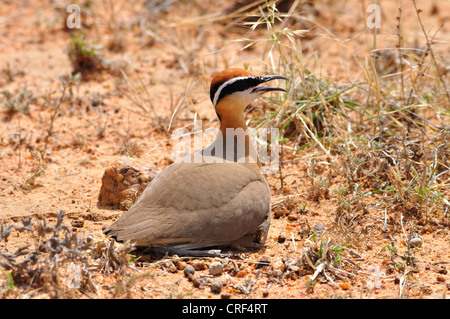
(104, 161, 271, 252)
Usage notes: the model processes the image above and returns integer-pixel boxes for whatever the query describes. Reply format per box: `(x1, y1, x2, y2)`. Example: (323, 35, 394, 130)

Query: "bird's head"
(210, 68, 287, 121)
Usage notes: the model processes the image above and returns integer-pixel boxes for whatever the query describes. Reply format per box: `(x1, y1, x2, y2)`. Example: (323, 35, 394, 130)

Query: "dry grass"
(0, 0, 448, 299)
(0, 211, 135, 298)
(234, 0, 449, 287)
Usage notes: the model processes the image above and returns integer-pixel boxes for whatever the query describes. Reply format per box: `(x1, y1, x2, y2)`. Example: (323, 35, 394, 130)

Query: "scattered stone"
(176, 260, 188, 271)
(210, 280, 222, 294)
(407, 232, 422, 248)
(71, 218, 84, 228)
(209, 261, 224, 276)
(183, 265, 195, 277)
(236, 268, 248, 278)
(436, 265, 447, 275)
(277, 235, 286, 243)
(341, 282, 351, 290)
(192, 276, 207, 289)
(168, 265, 178, 273)
(220, 293, 231, 299)
(191, 259, 206, 271)
(98, 157, 160, 210)
(313, 222, 325, 234)
(272, 259, 286, 272)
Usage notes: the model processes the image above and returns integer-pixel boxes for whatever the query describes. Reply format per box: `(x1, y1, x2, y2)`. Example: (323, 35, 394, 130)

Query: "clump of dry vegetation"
(0, 211, 135, 298)
(241, 0, 449, 291)
(251, 1, 448, 219)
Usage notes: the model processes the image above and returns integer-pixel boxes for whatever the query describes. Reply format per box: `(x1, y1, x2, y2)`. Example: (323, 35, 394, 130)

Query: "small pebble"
(209, 261, 224, 276)
(191, 259, 206, 271)
(163, 260, 175, 269)
(210, 280, 222, 294)
(192, 277, 206, 289)
(277, 235, 286, 243)
(272, 259, 286, 272)
(168, 265, 178, 273)
(341, 282, 351, 290)
(71, 218, 84, 228)
(236, 269, 248, 278)
(183, 265, 195, 277)
(408, 232, 422, 248)
(313, 223, 325, 234)
(436, 266, 447, 274)
(176, 261, 188, 270)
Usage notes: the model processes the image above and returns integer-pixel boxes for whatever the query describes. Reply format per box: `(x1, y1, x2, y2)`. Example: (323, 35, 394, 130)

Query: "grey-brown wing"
(105, 162, 271, 249)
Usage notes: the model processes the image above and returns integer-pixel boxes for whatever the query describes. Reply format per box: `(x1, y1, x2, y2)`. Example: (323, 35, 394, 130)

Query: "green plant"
(243, 0, 449, 231)
(0, 269, 15, 297)
(68, 33, 106, 78)
(298, 232, 357, 285)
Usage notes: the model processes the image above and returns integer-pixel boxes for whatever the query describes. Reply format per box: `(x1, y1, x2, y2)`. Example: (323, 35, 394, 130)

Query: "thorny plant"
(0, 211, 135, 298)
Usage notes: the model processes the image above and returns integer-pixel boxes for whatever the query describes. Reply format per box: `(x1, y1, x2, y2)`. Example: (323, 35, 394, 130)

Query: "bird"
(104, 68, 287, 256)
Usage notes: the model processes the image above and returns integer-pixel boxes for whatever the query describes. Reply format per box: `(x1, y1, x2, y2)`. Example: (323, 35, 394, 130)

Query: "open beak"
(252, 75, 287, 93)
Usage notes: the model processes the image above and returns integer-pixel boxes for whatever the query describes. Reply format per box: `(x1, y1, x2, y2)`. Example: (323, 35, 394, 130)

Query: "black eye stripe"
(210, 77, 264, 105)
(210, 81, 225, 104)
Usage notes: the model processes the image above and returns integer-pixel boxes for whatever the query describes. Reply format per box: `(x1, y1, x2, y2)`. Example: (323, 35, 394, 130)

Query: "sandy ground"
(0, 0, 449, 299)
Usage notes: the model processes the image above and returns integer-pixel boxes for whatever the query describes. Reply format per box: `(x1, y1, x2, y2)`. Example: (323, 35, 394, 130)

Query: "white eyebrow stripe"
(213, 76, 254, 106)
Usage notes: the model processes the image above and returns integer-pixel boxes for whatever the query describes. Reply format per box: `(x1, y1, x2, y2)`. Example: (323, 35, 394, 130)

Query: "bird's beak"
(252, 75, 288, 93)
